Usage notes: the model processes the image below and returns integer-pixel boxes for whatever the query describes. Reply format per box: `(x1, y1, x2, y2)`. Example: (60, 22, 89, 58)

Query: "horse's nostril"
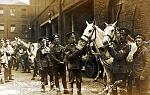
(103, 41, 108, 46)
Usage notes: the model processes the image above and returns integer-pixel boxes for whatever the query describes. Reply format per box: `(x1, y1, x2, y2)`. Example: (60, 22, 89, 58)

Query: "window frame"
(10, 24, 16, 33)
(10, 8, 15, 16)
(0, 24, 4, 32)
(0, 8, 4, 16)
(21, 8, 27, 17)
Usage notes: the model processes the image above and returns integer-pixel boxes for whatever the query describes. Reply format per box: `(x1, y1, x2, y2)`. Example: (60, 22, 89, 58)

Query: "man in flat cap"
(36, 37, 51, 92)
(132, 34, 150, 95)
(64, 32, 83, 95)
(107, 28, 131, 95)
(49, 34, 69, 94)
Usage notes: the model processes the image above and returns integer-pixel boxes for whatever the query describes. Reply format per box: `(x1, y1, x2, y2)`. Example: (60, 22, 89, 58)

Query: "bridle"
(103, 27, 117, 45)
(81, 25, 97, 43)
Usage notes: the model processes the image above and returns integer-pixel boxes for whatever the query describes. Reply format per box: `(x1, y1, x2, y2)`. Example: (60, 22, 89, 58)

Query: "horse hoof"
(93, 79, 98, 82)
(31, 77, 35, 80)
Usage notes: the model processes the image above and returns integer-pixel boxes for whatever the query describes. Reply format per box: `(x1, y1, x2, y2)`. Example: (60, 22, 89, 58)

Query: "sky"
(0, 0, 30, 5)
(19, 0, 30, 4)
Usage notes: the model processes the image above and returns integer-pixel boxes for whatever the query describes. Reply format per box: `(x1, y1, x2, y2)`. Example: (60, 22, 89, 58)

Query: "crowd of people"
(0, 27, 150, 95)
(0, 39, 33, 82)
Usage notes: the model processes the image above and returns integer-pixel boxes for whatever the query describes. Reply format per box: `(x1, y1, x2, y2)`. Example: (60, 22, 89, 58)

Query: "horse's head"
(103, 21, 117, 46)
(81, 21, 96, 42)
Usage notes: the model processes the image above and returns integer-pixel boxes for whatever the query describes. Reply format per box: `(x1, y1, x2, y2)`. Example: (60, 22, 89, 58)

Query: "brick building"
(94, 0, 150, 40)
(31, 0, 94, 44)
(31, 0, 150, 43)
(0, 1, 32, 40)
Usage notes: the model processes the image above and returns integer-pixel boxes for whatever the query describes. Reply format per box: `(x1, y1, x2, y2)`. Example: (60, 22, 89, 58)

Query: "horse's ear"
(93, 20, 96, 25)
(112, 21, 117, 27)
(104, 22, 108, 26)
(86, 21, 89, 25)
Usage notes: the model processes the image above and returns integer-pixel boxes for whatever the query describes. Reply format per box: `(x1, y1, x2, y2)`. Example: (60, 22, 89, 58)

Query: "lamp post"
(25, 24, 31, 39)
(48, 10, 54, 24)
(28, 24, 31, 30)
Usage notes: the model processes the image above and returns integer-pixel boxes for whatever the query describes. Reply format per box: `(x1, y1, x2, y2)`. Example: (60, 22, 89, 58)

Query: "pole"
(58, 0, 64, 45)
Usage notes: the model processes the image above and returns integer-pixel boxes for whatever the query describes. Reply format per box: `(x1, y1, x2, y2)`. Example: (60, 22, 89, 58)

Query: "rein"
(104, 34, 114, 43)
(82, 26, 97, 43)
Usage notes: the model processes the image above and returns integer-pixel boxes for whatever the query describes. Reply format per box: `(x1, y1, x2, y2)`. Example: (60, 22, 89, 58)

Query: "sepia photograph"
(0, 0, 150, 95)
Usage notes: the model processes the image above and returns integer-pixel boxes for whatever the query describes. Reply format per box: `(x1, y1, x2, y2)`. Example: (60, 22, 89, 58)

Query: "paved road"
(0, 70, 105, 95)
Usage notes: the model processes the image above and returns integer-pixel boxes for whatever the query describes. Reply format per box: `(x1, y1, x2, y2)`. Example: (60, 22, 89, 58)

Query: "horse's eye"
(111, 30, 114, 32)
(89, 30, 92, 32)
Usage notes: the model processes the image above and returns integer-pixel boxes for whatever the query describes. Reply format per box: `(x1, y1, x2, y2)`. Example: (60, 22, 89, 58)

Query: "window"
(21, 9, 27, 17)
(0, 24, 4, 32)
(22, 24, 27, 32)
(0, 8, 4, 15)
(10, 8, 15, 16)
(10, 24, 16, 32)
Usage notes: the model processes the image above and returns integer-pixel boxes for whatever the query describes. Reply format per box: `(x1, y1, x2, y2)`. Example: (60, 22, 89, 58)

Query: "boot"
(62, 76, 69, 94)
(69, 83, 73, 94)
(50, 81, 54, 91)
(31, 77, 35, 80)
(45, 77, 48, 85)
(77, 83, 82, 95)
(41, 82, 45, 93)
(64, 89, 69, 94)
(9, 75, 14, 80)
(4, 69, 9, 82)
(0, 73, 4, 84)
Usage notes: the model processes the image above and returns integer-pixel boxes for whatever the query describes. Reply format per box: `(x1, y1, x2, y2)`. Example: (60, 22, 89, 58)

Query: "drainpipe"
(58, 0, 64, 45)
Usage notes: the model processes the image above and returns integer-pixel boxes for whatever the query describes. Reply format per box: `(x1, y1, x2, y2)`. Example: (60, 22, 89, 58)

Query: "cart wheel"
(85, 56, 99, 78)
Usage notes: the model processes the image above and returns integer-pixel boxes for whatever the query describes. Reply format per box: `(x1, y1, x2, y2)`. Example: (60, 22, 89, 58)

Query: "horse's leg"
(93, 70, 101, 82)
(102, 65, 113, 95)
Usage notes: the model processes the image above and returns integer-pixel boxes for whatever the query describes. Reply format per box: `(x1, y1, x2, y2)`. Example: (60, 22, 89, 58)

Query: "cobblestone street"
(0, 70, 105, 95)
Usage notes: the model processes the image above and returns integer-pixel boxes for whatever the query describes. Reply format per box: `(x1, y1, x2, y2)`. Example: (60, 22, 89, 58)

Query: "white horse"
(76, 21, 138, 87)
(14, 37, 39, 64)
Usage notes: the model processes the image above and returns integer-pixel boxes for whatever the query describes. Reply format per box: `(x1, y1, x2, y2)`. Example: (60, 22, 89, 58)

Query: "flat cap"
(134, 33, 145, 40)
(66, 32, 75, 38)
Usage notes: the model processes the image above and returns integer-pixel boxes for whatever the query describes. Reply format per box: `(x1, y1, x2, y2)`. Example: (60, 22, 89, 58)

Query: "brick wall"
(94, 0, 150, 40)
(113, 0, 150, 40)
(94, 0, 108, 29)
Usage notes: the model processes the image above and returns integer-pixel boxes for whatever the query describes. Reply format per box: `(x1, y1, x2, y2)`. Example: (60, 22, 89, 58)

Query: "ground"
(0, 70, 105, 95)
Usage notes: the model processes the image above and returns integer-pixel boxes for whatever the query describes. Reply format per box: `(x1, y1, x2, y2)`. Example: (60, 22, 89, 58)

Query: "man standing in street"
(65, 32, 83, 95)
(107, 28, 131, 95)
(133, 34, 150, 95)
(36, 38, 53, 92)
(50, 34, 69, 94)
(0, 39, 9, 83)
(5, 39, 14, 80)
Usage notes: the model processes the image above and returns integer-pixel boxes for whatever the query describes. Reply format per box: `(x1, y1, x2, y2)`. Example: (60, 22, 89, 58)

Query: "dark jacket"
(133, 45, 150, 78)
(65, 44, 82, 69)
(36, 46, 50, 68)
(50, 44, 65, 67)
(108, 41, 131, 73)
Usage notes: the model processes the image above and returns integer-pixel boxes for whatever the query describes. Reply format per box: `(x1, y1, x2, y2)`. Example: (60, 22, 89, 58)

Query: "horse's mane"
(93, 25, 104, 48)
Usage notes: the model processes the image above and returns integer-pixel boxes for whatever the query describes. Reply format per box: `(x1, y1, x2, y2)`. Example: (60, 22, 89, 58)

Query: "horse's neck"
(32, 43, 39, 51)
(94, 27, 104, 49)
(19, 40, 30, 49)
